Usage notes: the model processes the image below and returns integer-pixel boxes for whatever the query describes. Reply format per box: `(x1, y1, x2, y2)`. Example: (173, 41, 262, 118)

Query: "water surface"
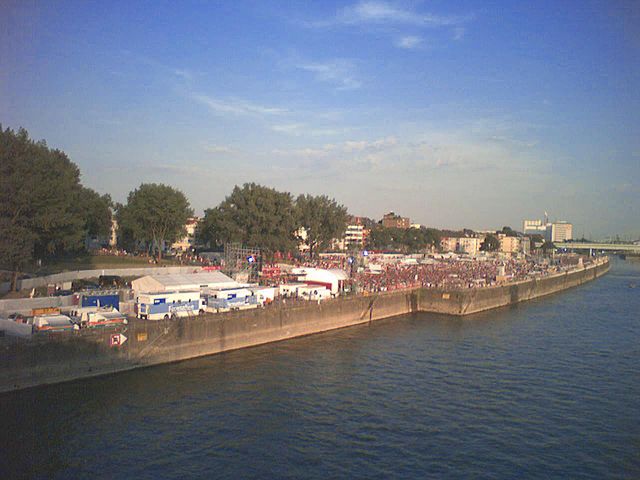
(2, 258, 639, 479)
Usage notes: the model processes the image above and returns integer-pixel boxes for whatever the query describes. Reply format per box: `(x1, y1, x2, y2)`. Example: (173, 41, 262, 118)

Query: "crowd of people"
(351, 255, 591, 293)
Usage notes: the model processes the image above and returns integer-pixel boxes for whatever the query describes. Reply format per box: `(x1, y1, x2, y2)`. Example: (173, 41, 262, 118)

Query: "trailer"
(68, 306, 127, 329)
(136, 291, 205, 320)
(204, 287, 258, 312)
(279, 283, 306, 298)
(33, 314, 79, 333)
(296, 285, 331, 301)
(251, 287, 276, 306)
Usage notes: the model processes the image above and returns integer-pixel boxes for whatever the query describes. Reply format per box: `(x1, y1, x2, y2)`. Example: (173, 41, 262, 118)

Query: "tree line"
(0, 127, 350, 286)
(1, 127, 113, 289)
(1, 127, 541, 290)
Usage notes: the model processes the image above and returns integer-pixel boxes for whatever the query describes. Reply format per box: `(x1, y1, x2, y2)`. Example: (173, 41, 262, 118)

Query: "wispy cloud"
(272, 122, 354, 137)
(453, 26, 465, 41)
(395, 35, 423, 49)
(173, 68, 193, 81)
(312, 1, 469, 28)
(122, 50, 195, 83)
(271, 123, 305, 135)
(272, 136, 397, 159)
(203, 144, 236, 154)
(297, 59, 362, 90)
(192, 94, 287, 116)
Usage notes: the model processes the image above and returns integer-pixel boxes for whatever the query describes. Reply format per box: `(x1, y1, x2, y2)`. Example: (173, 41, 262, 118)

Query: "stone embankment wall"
(419, 257, 611, 315)
(0, 258, 609, 393)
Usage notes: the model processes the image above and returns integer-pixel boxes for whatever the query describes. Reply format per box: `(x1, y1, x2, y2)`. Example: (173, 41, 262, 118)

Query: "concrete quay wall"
(0, 258, 608, 393)
(418, 257, 610, 316)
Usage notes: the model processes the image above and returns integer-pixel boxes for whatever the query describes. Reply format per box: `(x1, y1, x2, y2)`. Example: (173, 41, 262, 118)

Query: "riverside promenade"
(0, 257, 609, 393)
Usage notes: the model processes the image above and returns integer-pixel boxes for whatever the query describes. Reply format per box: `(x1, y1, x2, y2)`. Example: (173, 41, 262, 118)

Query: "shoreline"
(0, 257, 610, 394)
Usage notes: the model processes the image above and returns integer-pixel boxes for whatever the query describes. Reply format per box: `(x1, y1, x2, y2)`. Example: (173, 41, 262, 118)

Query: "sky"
(1, 0, 639, 239)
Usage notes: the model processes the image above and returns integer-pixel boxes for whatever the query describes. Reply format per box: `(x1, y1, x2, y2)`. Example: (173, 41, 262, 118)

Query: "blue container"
(82, 294, 120, 310)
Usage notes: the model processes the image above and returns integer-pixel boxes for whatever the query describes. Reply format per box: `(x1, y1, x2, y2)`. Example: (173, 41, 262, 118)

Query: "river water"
(2, 258, 639, 479)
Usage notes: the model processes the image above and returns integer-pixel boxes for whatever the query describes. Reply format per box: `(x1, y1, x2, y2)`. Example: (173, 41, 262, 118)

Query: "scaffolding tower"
(223, 243, 262, 282)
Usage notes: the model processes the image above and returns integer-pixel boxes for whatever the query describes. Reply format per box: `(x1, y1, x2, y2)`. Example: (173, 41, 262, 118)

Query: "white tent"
(131, 271, 238, 294)
(290, 268, 348, 295)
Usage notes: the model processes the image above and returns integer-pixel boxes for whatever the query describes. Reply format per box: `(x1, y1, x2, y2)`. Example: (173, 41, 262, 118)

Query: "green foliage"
(116, 183, 193, 258)
(0, 126, 92, 287)
(542, 240, 555, 253)
(79, 187, 112, 237)
(366, 226, 441, 252)
(480, 234, 500, 252)
(198, 183, 297, 255)
(501, 226, 518, 237)
(295, 194, 348, 257)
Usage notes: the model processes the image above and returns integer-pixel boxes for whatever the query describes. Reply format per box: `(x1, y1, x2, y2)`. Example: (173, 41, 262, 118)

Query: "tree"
(501, 226, 518, 237)
(366, 226, 442, 252)
(117, 184, 193, 259)
(480, 234, 500, 252)
(366, 226, 394, 250)
(295, 194, 348, 257)
(79, 187, 112, 238)
(0, 126, 87, 289)
(198, 183, 297, 256)
(541, 240, 555, 253)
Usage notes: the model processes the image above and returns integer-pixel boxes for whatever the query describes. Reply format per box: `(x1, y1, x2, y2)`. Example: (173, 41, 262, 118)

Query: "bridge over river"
(555, 242, 640, 254)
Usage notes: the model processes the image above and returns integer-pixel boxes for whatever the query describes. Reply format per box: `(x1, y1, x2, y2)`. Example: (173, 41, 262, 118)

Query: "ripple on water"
(1, 259, 639, 479)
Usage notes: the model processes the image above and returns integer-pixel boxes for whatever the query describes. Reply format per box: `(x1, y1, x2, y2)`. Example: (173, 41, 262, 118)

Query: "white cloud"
(315, 1, 468, 28)
(297, 59, 362, 90)
(192, 94, 287, 116)
(203, 144, 235, 154)
(272, 124, 305, 135)
(271, 123, 351, 137)
(272, 136, 398, 159)
(395, 35, 423, 49)
(453, 27, 465, 40)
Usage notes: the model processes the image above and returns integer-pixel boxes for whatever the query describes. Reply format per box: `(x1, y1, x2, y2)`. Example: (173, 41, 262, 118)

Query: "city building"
(499, 235, 520, 254)
(458, 237, 481, 255)
(523, 215, 573, 242)
(172, 217, 200, 253)
(498, 235, 531, 255)
(382, 212, 410, 229)
(523, 219, 547, 235)
(440, 237, 458, 253)
(440, 236, 480, 255)
(296, 227, 310, 253)
(548, 222, 573, 242)
(344, 223, 365, 249)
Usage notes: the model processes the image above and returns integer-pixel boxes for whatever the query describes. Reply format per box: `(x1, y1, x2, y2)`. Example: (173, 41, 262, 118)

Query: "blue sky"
(1, 0, 639, 238)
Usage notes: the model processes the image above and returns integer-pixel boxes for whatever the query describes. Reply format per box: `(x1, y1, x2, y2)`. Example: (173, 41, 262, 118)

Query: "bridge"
(555, 242, 640, 254)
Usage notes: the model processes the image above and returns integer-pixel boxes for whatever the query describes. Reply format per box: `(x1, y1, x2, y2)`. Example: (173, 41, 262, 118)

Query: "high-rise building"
(523, 215, 573, 242)
(523, 219, 546, 235)
(548, 222, 573, 242)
